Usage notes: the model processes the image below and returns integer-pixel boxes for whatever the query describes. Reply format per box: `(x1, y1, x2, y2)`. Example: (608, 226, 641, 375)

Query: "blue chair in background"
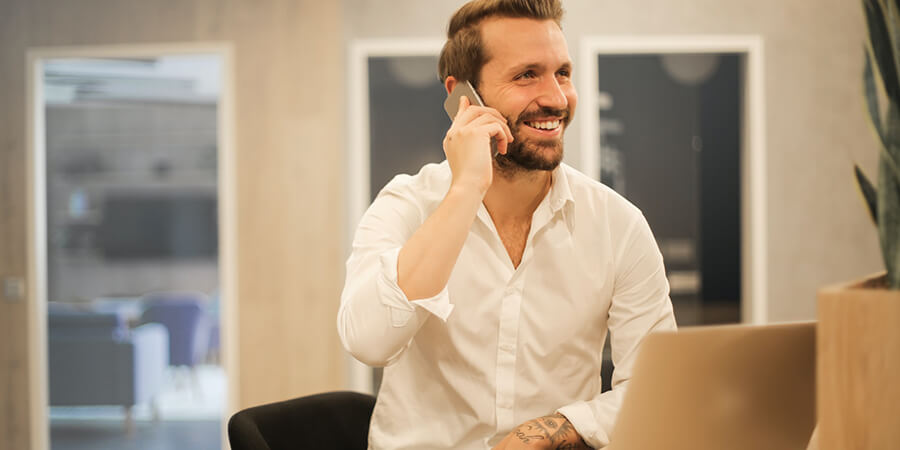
(48, 303, 169, 429)
(205, 292, 221, 364)
(140, 292, 211, 369)
(140, 292, 213, 399)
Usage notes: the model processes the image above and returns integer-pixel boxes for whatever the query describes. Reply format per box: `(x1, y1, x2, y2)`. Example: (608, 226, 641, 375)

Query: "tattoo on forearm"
(549, 416, 575, 444)
(511, 413, 588, 449)
(513, 429, 545, 444)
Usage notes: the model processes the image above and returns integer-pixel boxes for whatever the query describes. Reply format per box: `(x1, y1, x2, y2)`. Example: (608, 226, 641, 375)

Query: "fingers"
(466, 114, 514, 146)
(495, 135, 508, 155)
(453, 98, 508, 128)
(471, 126, 509, 156)
(444, 95, 513, 161)
(454, 94, 470, 121)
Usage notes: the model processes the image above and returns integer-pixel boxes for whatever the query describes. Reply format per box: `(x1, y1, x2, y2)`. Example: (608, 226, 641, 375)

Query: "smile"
(524, 119, 561, 131)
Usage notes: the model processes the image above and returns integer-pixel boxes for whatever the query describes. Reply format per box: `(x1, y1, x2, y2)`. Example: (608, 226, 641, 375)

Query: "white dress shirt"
(338, 161, 676, 449)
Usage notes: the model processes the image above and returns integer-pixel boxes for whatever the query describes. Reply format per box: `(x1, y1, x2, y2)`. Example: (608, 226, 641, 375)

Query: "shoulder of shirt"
(375, 160, 451, 205)
(559, 162, 643, 220)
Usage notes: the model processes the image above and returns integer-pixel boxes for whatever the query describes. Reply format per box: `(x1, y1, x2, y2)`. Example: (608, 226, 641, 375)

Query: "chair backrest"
(141, 292, 209, 366)
(228, 391, 376, 450)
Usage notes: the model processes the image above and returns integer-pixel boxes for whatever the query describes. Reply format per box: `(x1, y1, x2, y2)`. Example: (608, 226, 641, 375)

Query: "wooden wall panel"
(0, 1, 345, 449)
(1, 1, 32, 449)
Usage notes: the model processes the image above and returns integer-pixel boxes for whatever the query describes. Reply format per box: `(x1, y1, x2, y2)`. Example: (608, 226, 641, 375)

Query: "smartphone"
(443, 80, 499, 157)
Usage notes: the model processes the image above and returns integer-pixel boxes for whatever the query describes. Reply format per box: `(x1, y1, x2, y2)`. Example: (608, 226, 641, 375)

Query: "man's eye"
(517, 70, 537, 80)
(556, 69, 571, 78)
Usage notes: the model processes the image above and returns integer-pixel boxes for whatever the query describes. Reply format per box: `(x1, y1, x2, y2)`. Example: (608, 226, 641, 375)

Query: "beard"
(494, 106, 571, 175)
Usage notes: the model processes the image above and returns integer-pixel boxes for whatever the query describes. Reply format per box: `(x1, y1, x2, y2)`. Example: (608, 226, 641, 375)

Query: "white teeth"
(528, 120, 560, 130)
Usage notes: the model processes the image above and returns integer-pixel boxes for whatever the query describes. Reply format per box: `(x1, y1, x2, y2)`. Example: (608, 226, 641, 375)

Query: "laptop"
(606, 322, 816, 450)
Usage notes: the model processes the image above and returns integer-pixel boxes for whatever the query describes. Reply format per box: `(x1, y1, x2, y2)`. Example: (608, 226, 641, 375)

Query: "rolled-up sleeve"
(337, 182, 455, 368)
(557, 211, 677, 448)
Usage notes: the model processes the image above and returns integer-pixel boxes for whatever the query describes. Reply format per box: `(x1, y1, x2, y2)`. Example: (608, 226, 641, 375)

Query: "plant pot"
(817, 272, 900, 450)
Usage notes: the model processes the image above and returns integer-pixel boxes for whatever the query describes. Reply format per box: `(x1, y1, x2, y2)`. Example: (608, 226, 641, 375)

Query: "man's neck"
(483, 167, 553, 224)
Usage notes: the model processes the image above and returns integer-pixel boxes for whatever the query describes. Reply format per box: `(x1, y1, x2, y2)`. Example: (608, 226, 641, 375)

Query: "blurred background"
(0, 0, 883, 449)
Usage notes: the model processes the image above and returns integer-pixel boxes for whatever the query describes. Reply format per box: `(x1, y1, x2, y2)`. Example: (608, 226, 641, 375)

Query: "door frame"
(25, 42, 239, 450)
(578, 35, 767, 324)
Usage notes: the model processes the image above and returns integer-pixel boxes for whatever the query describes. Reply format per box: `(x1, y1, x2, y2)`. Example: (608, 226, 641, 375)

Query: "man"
(338, 0, 676, 448)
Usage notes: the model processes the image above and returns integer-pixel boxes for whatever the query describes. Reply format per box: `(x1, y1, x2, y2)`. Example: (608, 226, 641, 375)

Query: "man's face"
(477, 17, 577, 173)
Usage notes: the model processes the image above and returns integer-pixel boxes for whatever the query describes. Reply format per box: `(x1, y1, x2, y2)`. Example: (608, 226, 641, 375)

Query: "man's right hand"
(442, 95, 513, 196)
(396, 95, 511, 301)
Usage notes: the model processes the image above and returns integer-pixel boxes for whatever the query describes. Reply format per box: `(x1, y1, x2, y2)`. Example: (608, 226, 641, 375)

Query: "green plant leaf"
(855, 164, 879, 224)
(876, 154, 900, 288)
(887, 0, 900, 64)
(865, 49, 887, 146)
(889, 0, 900, 60)
(863, 56, 900, 188)
(881, 105, 900, 187)
(865, 0, 900, 105)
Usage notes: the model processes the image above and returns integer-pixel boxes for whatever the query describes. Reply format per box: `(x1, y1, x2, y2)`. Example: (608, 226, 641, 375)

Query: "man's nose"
(537, 77, 568, 110)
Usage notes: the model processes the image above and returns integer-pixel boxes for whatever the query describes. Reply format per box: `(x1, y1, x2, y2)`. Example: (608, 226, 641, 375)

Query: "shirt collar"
(473, 163, 577, 231)
(548, 163, 575, 214)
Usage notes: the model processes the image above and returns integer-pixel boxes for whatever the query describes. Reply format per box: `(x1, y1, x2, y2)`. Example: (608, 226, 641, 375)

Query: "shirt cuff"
(377, 247, 454, 327)
(557, 401, 608, 449)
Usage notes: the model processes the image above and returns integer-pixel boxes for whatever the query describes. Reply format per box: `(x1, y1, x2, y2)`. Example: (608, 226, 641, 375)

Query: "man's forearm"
(397, 184, 483, 300)
(495, 413, 591, 450)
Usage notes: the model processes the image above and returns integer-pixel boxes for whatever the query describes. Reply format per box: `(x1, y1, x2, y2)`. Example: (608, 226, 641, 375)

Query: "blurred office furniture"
(228, 391, 376, 450)
(140, 292, 211, 369)
(206, 321, 221, 364)
(205, 293, 221, 364)
(48, 303, 169, 428)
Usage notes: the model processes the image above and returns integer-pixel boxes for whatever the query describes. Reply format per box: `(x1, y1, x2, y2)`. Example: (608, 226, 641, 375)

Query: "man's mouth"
(523, 119, 562, 131)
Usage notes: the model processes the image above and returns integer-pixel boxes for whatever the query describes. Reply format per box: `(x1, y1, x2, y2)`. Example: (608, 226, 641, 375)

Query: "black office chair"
(228, 391, 376, 450)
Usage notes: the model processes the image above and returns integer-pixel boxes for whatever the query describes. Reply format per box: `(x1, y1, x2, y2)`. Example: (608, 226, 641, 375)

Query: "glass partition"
(42, 54, 226, 450)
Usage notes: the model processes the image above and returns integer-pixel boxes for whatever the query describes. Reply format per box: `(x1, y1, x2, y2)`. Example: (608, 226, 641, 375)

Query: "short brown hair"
(438, 0, 564, 88)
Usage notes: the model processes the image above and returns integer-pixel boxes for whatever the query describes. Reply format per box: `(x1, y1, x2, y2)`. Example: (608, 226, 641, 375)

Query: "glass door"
(41, 54, 227, 450)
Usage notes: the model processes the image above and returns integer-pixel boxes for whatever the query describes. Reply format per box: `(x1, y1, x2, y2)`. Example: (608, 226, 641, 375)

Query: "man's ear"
(444, 76, 458, 96)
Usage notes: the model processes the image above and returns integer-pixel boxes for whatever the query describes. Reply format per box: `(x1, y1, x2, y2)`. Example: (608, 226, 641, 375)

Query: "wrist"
(552, 413, 589, 448)
(447, 180, 488, 202)
(504, 414, 589, 450)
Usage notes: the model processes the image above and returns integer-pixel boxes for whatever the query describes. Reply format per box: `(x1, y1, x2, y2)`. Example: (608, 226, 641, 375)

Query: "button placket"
(494, 277, 524, 432)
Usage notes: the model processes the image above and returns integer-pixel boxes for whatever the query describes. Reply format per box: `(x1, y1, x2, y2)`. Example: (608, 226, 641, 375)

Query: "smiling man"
(338, 1, 676, 449)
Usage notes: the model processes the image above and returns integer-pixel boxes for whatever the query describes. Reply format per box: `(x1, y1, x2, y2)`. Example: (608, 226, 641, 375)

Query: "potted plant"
(817, 0, 900, 448)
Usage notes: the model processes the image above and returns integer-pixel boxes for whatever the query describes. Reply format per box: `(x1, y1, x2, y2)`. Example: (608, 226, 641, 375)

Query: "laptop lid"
(607, 322, 816, 450)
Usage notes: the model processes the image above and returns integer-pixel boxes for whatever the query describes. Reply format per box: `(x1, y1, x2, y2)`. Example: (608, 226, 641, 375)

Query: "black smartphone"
(443, 80, 499, 157)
